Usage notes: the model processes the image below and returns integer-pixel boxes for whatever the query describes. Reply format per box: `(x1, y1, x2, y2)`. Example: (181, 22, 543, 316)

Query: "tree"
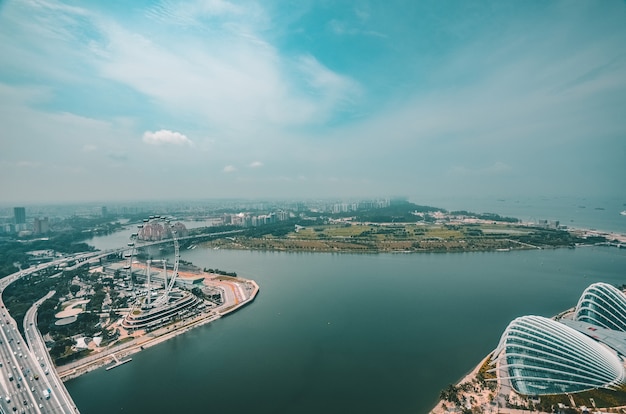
(439, 384, 460, 404)
(191, 287, 206, 299)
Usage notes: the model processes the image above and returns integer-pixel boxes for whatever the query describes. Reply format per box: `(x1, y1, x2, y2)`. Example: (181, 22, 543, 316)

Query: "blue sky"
(0, 0, 625, 203)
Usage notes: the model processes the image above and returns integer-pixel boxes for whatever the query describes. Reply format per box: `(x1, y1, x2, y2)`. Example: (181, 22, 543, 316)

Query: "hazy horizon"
(1, 1, 625, 204)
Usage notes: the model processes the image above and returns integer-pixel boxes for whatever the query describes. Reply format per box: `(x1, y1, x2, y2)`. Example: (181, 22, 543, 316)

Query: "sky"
(0, 0, 625, 204)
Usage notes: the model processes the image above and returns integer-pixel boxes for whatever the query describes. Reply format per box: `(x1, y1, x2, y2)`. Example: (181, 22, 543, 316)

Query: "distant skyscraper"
(33, 217, 50, 234)
(14, 207, 26, 224)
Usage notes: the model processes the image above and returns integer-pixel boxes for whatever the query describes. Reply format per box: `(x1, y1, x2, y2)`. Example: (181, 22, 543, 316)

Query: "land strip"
(200, 221, 620, 253)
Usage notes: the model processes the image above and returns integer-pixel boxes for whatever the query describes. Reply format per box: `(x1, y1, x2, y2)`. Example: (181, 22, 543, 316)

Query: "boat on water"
(620, 210, 626, 216)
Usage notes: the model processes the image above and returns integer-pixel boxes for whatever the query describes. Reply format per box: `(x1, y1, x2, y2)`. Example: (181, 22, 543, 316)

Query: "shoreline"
(429, 354, 492, 414)
(56, 279, 259, 382)
(198, 224, 626, 255)
(199, 239, 625, 255)
(428, 353, 554, 414)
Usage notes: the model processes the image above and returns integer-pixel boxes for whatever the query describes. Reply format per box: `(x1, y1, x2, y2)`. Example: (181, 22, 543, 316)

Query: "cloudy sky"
(1, 0, 625, 203)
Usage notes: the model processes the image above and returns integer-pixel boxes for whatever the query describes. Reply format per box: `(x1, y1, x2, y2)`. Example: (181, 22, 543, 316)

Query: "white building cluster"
(491, 282, 626, 396)
(223, 211, 291, 227)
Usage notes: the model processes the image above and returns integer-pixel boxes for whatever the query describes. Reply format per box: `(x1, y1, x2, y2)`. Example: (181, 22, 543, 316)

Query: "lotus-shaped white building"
(491, 315, 625, 395)
(574, 282, 626, 331)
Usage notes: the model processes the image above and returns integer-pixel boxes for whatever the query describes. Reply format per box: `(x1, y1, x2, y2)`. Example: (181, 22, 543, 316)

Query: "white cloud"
(146, 0, 244, 27)
(92, 11, 360, 131)
(249, 161, 263, 168)
(2, 0, 362, 141)
(296, 54, 361, 102)
(142, 129, 193, 146)
(223, 165, 237, 173)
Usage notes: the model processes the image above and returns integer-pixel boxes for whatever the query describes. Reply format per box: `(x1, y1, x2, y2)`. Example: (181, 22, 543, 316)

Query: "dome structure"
(491, 315, 625, 395)
(574, 282, 626, 331)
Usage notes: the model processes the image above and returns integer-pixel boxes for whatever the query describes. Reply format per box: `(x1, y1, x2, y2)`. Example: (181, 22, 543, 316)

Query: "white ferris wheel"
(123, 215, 181, 309)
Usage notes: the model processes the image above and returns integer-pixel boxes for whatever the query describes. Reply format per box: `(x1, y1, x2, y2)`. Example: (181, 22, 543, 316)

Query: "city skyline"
(1, 0, 625, 203)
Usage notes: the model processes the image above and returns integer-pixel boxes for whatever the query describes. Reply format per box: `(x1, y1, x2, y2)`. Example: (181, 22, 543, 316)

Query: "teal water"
(66, 247, 626, 413)
(417, 195, 626, 233)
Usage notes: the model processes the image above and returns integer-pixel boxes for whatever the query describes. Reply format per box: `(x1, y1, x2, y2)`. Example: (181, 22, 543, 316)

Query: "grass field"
(202, 221, 572, 253)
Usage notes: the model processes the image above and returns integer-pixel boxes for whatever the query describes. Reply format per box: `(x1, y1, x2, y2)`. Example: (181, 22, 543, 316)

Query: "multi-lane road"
(0, 304, 68, 413)
(0, 258, 91, 414)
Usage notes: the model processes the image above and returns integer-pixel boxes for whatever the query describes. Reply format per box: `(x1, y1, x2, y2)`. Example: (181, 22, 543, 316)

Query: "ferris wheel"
(124, 215, 181, 309)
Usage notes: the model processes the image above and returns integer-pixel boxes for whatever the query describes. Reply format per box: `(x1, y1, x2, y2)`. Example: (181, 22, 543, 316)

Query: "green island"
(199, 200, 611, 253)
(205, 221, 594, 253)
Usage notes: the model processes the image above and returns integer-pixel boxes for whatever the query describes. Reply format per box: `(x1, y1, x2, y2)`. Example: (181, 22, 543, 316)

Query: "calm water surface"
(417, 195, 626, 233)
(66, 246, 626, 413)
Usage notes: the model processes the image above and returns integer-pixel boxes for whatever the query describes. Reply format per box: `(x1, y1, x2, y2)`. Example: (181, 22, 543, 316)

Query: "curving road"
(0, 256, 92, 414)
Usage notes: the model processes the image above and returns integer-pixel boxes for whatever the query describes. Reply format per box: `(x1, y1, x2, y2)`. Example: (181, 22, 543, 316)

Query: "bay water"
(66, 245, 626, 413)
(417, 195, 626, 234)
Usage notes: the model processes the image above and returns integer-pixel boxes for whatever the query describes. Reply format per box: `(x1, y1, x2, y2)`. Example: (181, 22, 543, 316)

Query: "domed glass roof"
(491, 315, 625, 395)
(574, 282, 626, 331)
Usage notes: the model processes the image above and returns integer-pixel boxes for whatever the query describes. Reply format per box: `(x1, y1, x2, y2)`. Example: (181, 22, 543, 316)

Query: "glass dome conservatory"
(574, 282, 626, 331)
(491, 315, 625, 395)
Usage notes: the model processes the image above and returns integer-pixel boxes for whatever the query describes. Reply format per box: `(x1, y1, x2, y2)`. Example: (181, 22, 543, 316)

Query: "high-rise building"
(14, 207, 26, 224)
(33, 217, 50, 234)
